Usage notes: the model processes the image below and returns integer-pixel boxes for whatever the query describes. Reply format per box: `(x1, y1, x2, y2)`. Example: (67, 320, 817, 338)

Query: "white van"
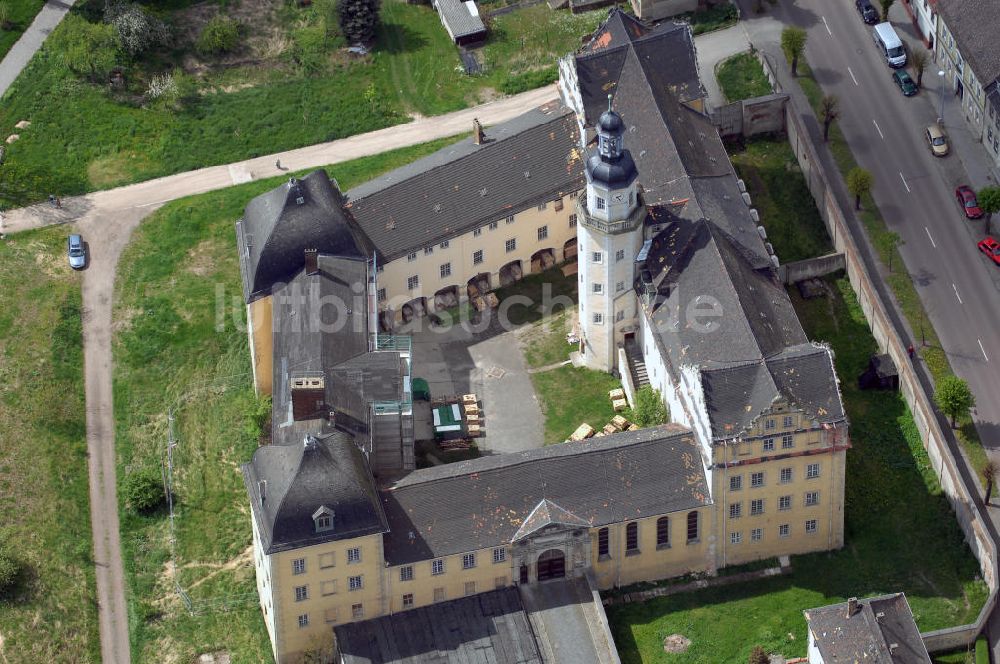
(873, 23, 907, 68)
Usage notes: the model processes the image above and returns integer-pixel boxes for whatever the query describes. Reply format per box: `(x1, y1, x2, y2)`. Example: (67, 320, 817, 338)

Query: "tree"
(104, 1, 169, 58)
(59, 15, 120, 82)
(196, 14, 240, 55)
(879, 0, 895, 21)
(781, 27, 807, 76)
(337, 0, 380, 46)
(632, 385, 668, 427)
(0, 1, 11, 31)
(123, 468, 166, 513)
(935, 375, 975, 428)
(911, 49, 928, 87)
(877, 230, 902, 272)
(984, 460, 999, 505)
(978, 186, 1000, 235)
(846, 167, 873, 210)
(748, 646, 769, 664)
(820, 94, 839, 142)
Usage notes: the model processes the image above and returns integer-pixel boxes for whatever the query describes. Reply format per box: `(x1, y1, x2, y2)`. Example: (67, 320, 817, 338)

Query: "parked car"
(925, 125, 949, 156)
(892, 69, 918, 96)
(956, 185, 984, 219)
(978, 237, 1000, 265)
(67, 234, 86, 270)
(873, 23, 907, 68)
(856, 0, 879, 24)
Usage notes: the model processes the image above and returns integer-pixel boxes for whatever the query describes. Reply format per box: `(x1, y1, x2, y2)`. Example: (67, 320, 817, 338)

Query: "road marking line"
(979, 338, 990, 362)
(953, 283, 963, 304)
(134, 199, 173, 208)
(873, 119, 884, 140)
(847, 67, 859, 86)
(822, 16, 832, 35)
(925, 226, 937, 247)
(899, 172, 911, 192)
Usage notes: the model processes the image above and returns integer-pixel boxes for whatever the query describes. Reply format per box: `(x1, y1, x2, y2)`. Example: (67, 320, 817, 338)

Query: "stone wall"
(777, 252, 846, 285)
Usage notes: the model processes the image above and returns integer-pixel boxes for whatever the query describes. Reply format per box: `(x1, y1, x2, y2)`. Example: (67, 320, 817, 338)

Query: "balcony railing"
(578, 198, 645, 235)
(374, 335, 412, 352)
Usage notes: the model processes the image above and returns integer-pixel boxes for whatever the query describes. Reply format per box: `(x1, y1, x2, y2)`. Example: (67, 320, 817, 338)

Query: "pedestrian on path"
(907, 343, 915, 359)
(276, 158, 283, 171)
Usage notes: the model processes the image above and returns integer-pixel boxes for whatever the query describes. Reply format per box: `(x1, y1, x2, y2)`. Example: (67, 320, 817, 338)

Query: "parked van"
(873, 23, 907, 67)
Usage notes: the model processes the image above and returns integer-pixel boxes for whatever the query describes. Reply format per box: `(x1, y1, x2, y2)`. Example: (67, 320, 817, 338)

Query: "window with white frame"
(400, 565, 413, 581)
(402, 593, 414, 608)
(763, 438, 774, 452)
(292, 558, 305, 575)
(352, 603, 364, 619)
(298, 614, 309, 628)
(554, 198, 564, 211)
(806, 519, 818, 534)
(440, 240, 449, 249)
(462, 553, 476, 569)
(616, 281, 625, 292)
(537, 202, 547, 211)
(377, 288, 387, 302)
(778, 495, 791, 511)
(407, 275, 419, 290)
(805, 491, 819, 506)
(807, 463, 820, 479)
(616, 249, 625, 261)
(730, 475, 743, 491)
(349, 575, 363, 591)
(778, 524, 790, 538)
(750, 498, 764, 515)
(783, 415, 794, 428)
(595, 196, 606, 210)
(490, 221, 499, 230)
(493, 547, 506, 563)
(407, 251, 417, 262)
(751, 527, 763, 542)
(765, 418, 775, 430)
(505, 238, 516, 253)
(424, 246, 434, 256)
(440, 263, 451, 278)
(538, 226, 548, 241)
(729, 502, 742, 519)
(593, 313, 603, 324)
(569, 214, 577, 228)
(295, 585, 309, 602)
(505, 215, 515, 224)
(473, 250, 483, 265)
(347, 547, 361, 564)
(751, 472, 764, 488)
(730, 531, 742, 545)
(592, 251, 602, 263)
(592, 283, 603, 294)
(431, 559, 444, 575)
(781, 435, 793, 449)
(780, 467, 792, 484)
(474, 227, 482, 237)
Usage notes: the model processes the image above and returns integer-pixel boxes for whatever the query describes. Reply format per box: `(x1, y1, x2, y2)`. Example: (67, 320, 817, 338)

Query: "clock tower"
(576, 98, 645, 374)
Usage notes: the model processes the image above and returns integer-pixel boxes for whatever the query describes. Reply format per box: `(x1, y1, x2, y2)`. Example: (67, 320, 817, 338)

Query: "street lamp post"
(937, 69, 946, 125)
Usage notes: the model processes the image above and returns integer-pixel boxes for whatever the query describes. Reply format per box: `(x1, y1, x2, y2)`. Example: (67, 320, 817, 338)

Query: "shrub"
(196, 14, 240, 55)
(336, 0, 379, 45)
(104, 1, 170, 58)
(748, 646, 769, 664)
(0, 1, 11, 30)
(499, 66, 557, 95)
(976, 636, 989, 664)
(123, 468, 166, 513)
(58, 15, 121, 82)
(631, 385, 668, 427)
(0, 535, 23, 595)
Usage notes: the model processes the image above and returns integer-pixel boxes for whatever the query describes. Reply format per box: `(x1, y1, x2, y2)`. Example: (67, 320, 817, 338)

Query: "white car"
(67, 234, 86, 270)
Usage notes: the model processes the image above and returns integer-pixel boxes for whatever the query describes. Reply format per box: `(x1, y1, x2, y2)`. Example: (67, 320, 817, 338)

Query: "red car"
(978, 237, 1000, 265)
(956, 185, 984, 219)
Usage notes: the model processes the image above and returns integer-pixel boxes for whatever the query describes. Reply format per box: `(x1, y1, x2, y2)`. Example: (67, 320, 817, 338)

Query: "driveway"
(0, 0, 78, 98)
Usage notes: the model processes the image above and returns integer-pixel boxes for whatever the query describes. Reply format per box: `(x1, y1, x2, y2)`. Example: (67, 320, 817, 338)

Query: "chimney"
(473, 118, 484, 145)
(304, 248, 319, 275)
(846, 597, 859, 618)
(258, 480, 267, 503)
(291, 375, 325, 420)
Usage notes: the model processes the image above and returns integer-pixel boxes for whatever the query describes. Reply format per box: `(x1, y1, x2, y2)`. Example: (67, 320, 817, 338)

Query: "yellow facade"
(248, 297, 274, 396)
(385, 547, 514, 612)
(710, 404, 848, 569)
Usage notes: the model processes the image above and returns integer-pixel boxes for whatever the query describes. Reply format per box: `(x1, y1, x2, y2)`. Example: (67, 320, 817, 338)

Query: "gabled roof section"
(236, 170, 376, 302)
(346, 105, 583, 261)
(581, 7, 651, 52)
(805, 593, 931, 664)
(242, 430, 388, 554)
(936, 0, 1000, 88)
(435, 0, 487, 41)
(512, 499, 590, 541)
(380, 424, 710, 565)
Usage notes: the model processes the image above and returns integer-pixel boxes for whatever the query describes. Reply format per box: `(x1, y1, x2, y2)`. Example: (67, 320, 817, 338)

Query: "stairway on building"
(623, 338, 650, 389)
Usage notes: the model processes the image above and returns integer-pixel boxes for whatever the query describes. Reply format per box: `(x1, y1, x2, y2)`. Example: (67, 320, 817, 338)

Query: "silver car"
(67, 234, 86, 269)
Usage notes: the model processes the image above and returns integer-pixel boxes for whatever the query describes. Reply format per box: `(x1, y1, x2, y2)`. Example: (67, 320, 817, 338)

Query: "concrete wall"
(712, 94, 789, 139)
(777, 252, 846, 285)
(755, 48, 998, 652)
(629, 0, 696, 22)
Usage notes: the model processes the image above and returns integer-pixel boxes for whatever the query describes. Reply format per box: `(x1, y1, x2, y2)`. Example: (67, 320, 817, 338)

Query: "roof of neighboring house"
(805, 593, 932, 664)
(574, 9, 704, 121)
(242, 430, 388, 554)
(378, 424, 711, 565)
(335, 587, 543, 664)
(937, 0, 1000, 88)
(346, 104, 584, 261)
(434, 0, 487, 41)
(236, 170, 376, 302)
(638, 218, 844, 439)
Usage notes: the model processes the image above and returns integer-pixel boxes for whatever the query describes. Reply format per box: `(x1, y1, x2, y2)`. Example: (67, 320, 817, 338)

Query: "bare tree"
(820, 95, 839, 142)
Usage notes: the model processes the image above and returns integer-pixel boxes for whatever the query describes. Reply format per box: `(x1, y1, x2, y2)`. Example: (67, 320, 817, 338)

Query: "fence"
(752, 46, 998, 651)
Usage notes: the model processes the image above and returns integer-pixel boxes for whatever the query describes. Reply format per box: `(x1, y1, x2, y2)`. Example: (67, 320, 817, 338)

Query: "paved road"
(0, 0, 77, 98)
(519, 577, 617, 664)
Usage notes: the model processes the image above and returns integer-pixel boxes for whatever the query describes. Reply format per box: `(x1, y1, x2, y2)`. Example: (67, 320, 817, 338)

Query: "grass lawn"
(531, 365, 621, 444)
(716, 52, 772, 102)
(0, 1, 602, 206)
(0, 228, 99, 662)
(607, 276, 988, 663)
(796, 60, 988, 478)
(112, 138, 463, 663)
(518, 308, 574, 369)
(0, 0, 46, 60)
(491, 264, 578, 326)
(678, 3, 738, 35)
(728, 138, 833, 262)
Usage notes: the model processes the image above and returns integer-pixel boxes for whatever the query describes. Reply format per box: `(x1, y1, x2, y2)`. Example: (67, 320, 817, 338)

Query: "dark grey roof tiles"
(335, 587, 543, 664)
(379, 425, 710, 565)
(236, 170, 376, 302)
(242, 430, 388, 554)
(512, 499, 590, 541)
(766, 344, 845, 425)
(805, 593, 931, 664)
(434, 0, 487, 40)
(937, 0, 1000, 87)
(346, 106, 584, 260)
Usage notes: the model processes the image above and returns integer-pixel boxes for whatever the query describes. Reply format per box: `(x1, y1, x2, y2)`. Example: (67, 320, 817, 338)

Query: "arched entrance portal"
(563, 237, 578, 262)
(536, 549, 565, 581)
(434, 285, 460, 311)
(499, 260, 523, 287)
(531, 248, 556, 273)
(401, 297, 427, 323)
(467, 272, 491, 299)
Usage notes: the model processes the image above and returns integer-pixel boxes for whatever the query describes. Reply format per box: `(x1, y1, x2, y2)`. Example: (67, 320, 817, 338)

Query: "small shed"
(432, 0, 487, 45)
(858, 353, 899, 391)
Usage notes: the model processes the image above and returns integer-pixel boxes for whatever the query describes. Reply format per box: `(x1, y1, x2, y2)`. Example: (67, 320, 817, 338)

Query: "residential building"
(935, 0, 1000, 168)
(237, 9, 849, 662)
(805, 593, 932, 663)
(901, 0, 937, 47)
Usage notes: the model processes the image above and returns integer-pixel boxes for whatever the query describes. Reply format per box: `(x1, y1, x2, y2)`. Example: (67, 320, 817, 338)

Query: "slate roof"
(574, 9, 704, 122)
(512, 499, 590, 541)
(346, 104, 584, 260)
(236, 170, 376, 302)
(434, 0, 487, 41)
(937, 0, 1000, 87)
(638, 218, 844, 439)
(270, 254, 405, 446)
(805, 593, 932, 664)
(379, 424, 710, 565)
(335, 587, 542, 664)
(242, 430, 388, 554)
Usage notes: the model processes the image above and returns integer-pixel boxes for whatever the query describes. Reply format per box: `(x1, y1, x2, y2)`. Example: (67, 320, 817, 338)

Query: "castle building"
(236, 10, 850, 662)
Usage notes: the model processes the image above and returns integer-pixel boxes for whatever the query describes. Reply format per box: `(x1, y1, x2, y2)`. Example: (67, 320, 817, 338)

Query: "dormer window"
(313, 506, 335, 533)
